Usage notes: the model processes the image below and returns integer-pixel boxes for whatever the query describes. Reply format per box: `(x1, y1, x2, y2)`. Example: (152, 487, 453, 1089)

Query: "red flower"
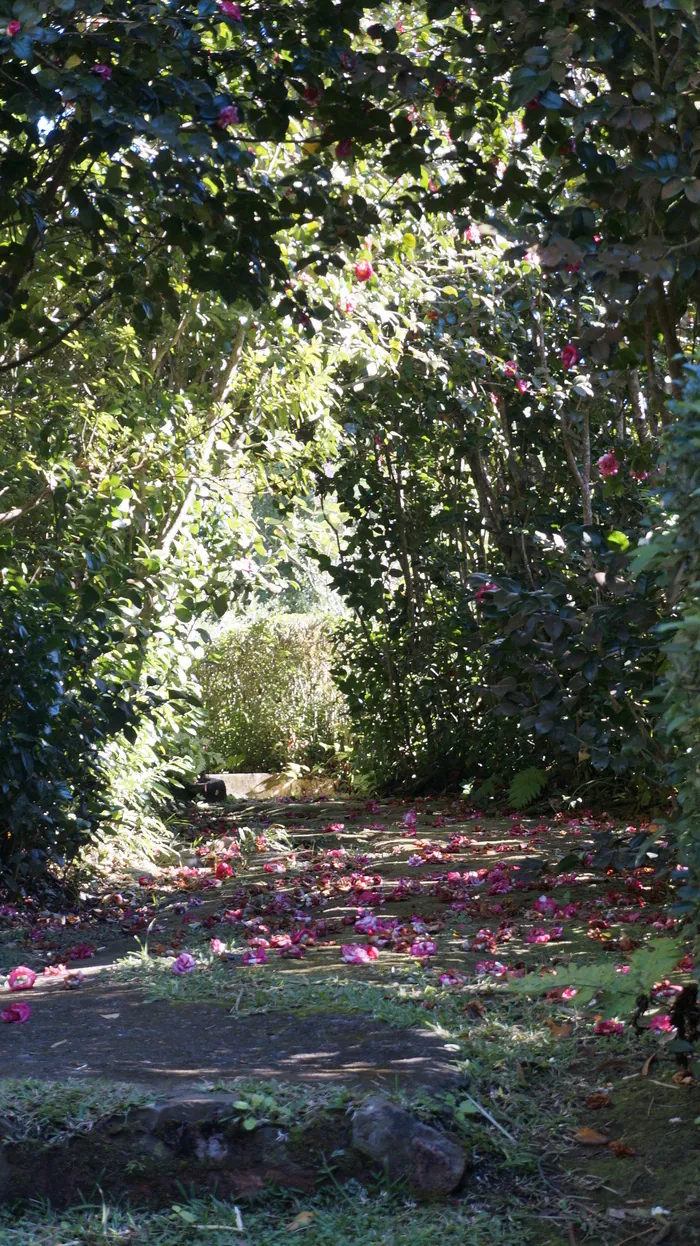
(504, 360, 517, 377)
(475, 581, 498, 604)
(8, 965, 36, 991)
(463, 223, 481, 244)
(335, 138, 353, 159)
(218, 0, 241, 16)
(6, 20, 21, 35)
(525, 95, 541, 111)
(1, 1001, 30, 1024)
(594, 1019, 624, 1035)
(516, 378, 529, 394)
(598, 451, 619, 478)
(303, 85, 322, 107)
(216, 105, 239, 129)
(90, 64, 112, 80)
(561, 343, 579, 370)
(354, 260, 374, 283)
(341, 944, 378, 963)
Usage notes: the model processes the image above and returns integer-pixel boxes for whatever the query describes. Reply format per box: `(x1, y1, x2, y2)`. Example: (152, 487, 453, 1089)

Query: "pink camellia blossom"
(216, 105, 240, 129)
(630, 470, 650, 482)
(474, 959, 507, 977)
(335, 138, 353, 159)
(439, 969, 466, 986)
(649, 1014, 675, 1033)
(341, 944, 378, 964)
(474, 581, 498, 604)
(241, 947, 269, 965)
(210, 938, 226, 955)
(463, 223, 481, 244)
(90, 64, 112, 80)
(504, 360, 518, 377)
(354, 260, 374, 282)
(171, 952, 196, 975)
(525, 927, 551, 945)
(8, 966, 37, 991)
(218, 0, 241, 17)
(63, 970, 85, 990)
(6, 20, 21, 35)
(561, 343, 579, 370)
(43, 963, 67, 977)
(68, 943, 95, 960)
(138, 874, 155, 887)
(516, 378, 529, 394)
(594, 1019, 624, 1036)
(303, 85, 321, 106)
(215, 861, 233, 880)
(340, 298, 356, 315)
(402, 809, 418, 828)
(1, 1001, 30, 1024)
(410, 938, 437, 958)
(598, 451, 619, 478)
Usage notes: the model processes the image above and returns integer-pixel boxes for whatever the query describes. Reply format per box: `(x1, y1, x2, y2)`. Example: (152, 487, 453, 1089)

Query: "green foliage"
(198, 614, 350, 773)
(507, 940, 684, 1018)
(632, 371, 700, 903)
(508, 768, 546, 810)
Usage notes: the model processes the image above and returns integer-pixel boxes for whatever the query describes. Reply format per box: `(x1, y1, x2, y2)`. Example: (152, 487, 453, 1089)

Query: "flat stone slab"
(3, 983, 463, 1093)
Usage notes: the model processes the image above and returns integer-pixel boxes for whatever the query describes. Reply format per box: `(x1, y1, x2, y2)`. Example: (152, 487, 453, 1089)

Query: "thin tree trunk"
(158, 322, 246, 557)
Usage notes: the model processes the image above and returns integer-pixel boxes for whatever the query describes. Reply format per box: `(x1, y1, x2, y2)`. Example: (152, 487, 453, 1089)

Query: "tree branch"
(0, 291, 113, 374)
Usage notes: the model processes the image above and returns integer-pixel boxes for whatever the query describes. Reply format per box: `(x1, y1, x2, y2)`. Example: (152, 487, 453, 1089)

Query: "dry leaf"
(574, 1127, 609, 1145)
(618, 936, 640, 952)
(671, 1070, 696, 1086)
(608, 1140, 636, 1158)
(545, 1019, 574, 1038)
(286, 1211, 316, 1232)
(641, 1053, 656, 1078)
(585, 1093, 612, 1110)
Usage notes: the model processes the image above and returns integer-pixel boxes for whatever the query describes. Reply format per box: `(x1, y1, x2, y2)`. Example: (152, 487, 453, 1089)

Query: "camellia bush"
(197, 614, 351, 773)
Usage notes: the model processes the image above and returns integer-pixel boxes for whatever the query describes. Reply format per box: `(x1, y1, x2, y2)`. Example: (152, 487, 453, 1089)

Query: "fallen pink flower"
(1, 1001, 30, 1024)
(241, 948, 269, 965)
(43, 964, 67, 977)
(439, 969, 466, 986)
(67, 943, 95, 960)
(171, 952, 196, 975)
(525, 927, 551, 945)
(594, 1019, 624, 1036)
(341, 944, 379, 964)
(210, 938, 226, 955)
(649, 1014, 675, 1033)
(8, 966, 37, 991)
(410, 939, 437, 958)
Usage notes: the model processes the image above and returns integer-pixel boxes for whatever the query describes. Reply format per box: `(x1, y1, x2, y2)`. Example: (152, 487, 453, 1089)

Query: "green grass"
(0, 1188, 572, 1246)
(0, 1079, 156, 1146)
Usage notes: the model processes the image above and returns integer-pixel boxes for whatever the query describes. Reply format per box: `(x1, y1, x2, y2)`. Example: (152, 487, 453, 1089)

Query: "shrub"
(197, 614, 350, 773)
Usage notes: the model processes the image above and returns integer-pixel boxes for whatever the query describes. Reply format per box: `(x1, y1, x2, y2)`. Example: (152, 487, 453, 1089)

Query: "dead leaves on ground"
(286, 1211, 316, 1232)
(585, 1092, 612, 1110)
(574, 1127, 636, 1157)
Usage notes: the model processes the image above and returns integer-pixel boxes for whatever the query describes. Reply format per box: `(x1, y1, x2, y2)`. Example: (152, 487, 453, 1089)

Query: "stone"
(194, 1133, 230, 1166)
(351, 1096, 466, 1195)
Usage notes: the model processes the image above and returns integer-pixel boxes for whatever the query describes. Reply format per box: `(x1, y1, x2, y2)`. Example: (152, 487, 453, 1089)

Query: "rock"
(194, 1133, 230, 1166)
(351, 1096, 466, 1195)
(128, 1095, 241, 1132)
